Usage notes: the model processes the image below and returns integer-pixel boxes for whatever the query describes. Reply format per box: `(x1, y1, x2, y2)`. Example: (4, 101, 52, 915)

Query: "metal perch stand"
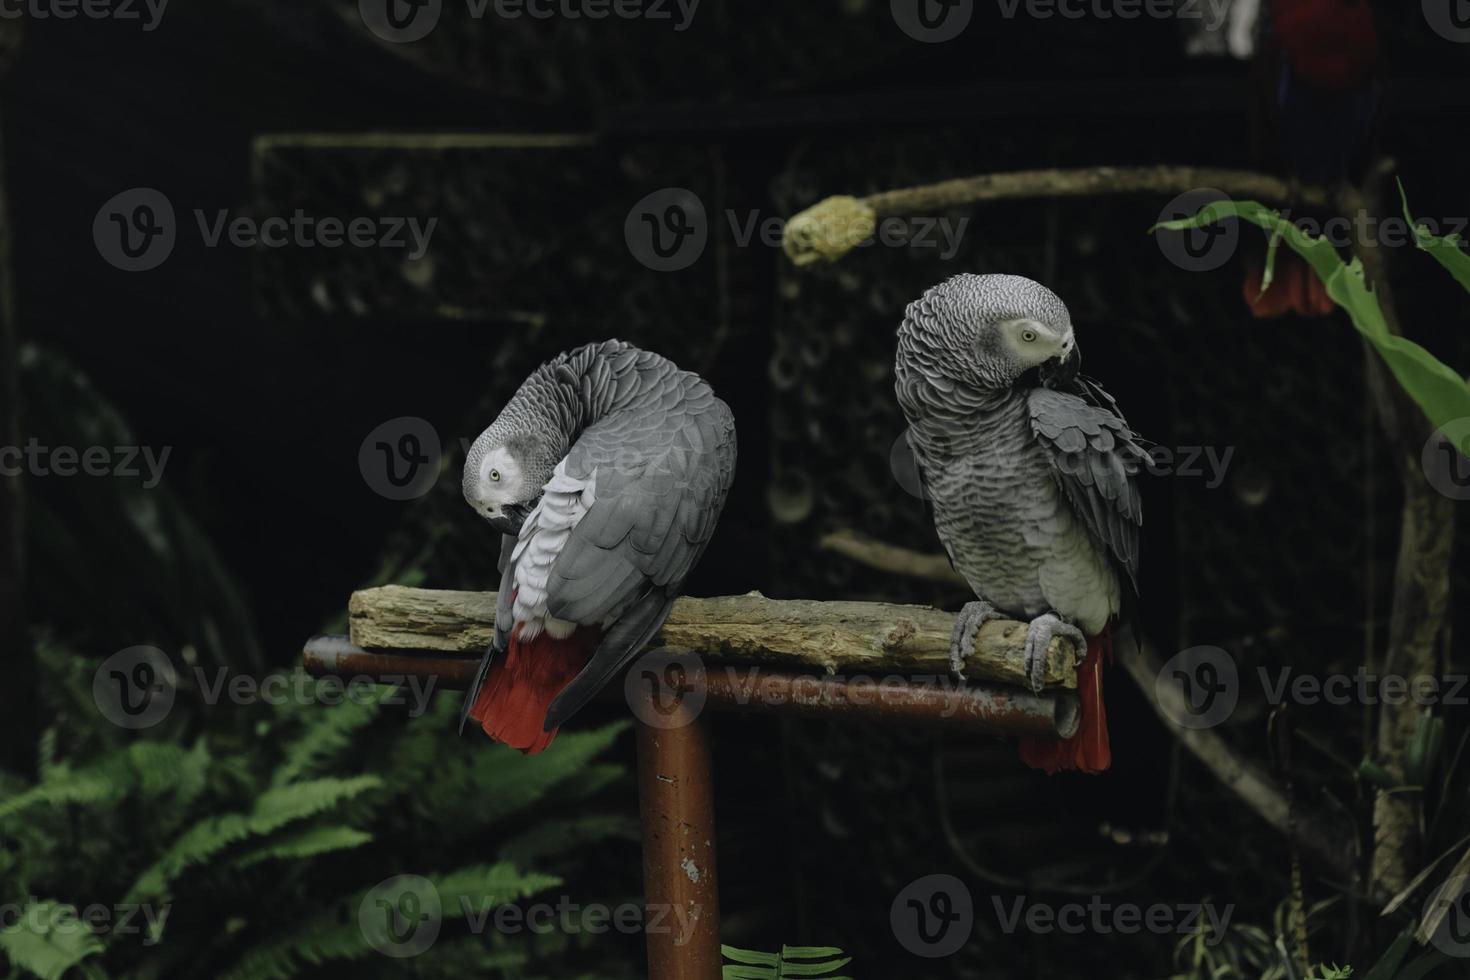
(303, 586, 1081, 980)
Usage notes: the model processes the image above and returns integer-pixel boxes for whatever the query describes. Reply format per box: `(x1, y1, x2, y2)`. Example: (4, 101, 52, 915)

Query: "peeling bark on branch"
(348, 586, 1078, 690)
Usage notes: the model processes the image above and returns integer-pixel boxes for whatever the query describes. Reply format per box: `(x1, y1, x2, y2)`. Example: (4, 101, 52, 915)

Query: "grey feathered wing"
(540, 390, 737, 731)
(1027, 385, 1146, 594)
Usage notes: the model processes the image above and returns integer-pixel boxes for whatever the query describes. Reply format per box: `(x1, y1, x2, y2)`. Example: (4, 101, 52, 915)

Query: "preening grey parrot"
(894, 274, 1144, 774)
(460, 340, 737, 753)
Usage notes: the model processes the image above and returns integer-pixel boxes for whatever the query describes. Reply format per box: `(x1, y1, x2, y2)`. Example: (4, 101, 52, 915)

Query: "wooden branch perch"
(781, 165, 1332, 267)
(348, 586, 1077, 690)
(819, 529, 968, 587)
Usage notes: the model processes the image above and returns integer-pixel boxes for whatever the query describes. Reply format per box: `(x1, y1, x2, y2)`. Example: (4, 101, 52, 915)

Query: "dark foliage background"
(3, 1, 1470, 977)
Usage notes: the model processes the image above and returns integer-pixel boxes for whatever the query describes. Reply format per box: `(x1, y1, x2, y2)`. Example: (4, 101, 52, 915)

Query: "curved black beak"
(486, 501, 533, 537)
(1039, 341, 1081, 389)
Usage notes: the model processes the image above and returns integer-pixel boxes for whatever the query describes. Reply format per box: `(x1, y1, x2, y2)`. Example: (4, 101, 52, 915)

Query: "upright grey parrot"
(460, 340, 737, 753)
(894, 274, 1144, 773)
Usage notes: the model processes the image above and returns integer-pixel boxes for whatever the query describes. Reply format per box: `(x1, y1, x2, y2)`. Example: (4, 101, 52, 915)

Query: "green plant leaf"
(230, 825, 373, 868)
(1399, 179, 1470, 294)
(721, 944, 853, 979)
(0, 901, 105, 980)
(123, 775, 382, 905)
(1361, 929, 1415, 980)
(1154, 200, 1470, 435)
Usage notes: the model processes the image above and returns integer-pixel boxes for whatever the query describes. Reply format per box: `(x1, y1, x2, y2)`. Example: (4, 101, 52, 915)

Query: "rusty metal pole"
(633, 691, 722, 980)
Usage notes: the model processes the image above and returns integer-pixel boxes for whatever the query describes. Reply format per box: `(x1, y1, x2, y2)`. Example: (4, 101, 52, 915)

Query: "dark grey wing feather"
(543, 591, 676, 730)
(459, 534, 519, 734)
(1027, 385, 1145, 593)
(541, 379, 736, 731)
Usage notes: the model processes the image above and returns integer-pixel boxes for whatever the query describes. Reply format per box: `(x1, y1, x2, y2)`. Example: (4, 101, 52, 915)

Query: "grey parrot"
(460, 340, 737, 753)
(894, 274, 1144, 773)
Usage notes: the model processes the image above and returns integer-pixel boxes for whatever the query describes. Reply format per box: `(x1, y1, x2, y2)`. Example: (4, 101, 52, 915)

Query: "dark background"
(6, 1, 1470, 976)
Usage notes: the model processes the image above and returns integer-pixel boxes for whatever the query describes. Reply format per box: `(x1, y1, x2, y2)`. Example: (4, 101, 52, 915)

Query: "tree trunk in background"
(1364, 349, 1455, 897)
(1351, 174, 1457, 898)
(0, 23, 35, 776)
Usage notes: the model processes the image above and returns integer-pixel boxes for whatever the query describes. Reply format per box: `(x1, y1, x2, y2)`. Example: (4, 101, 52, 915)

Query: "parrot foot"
(949, 600, 1002, 680)
(1023, 613, 1087, 695)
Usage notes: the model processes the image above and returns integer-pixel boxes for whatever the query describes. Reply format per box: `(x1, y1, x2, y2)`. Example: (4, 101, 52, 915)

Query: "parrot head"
(463, 430, 557, 537)
(902, 273, 1079, 390)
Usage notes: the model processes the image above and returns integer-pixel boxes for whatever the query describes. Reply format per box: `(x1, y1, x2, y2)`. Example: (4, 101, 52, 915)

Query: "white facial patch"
(1000, 318, 1070, 367)
(474, 447, 521, 507)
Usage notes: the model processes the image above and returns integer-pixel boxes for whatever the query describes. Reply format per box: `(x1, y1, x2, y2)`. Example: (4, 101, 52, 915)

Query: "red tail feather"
(468, 624, 600, 755)
(1018, 629, 1111, 775)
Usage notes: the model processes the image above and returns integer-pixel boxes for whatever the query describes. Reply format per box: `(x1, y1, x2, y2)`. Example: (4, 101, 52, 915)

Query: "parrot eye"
(1021, 329, 1038, 343)
(489, 469, 501, 482)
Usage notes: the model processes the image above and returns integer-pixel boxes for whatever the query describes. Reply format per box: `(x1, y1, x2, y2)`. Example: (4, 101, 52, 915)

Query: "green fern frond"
(722, 944, 853, 979)
(0, 739, 212, 825)
(0, 901, 106, 980)
(404, 936, 529, 977)
(230, 825, 374, 869)
(216, 862, 562, 980)
(434, 861, 564, 908)
(496, 814, 641, 867)
(124, 775, 382, 905)
(416, 722, 630, 827)
(270, 676, 387, 787)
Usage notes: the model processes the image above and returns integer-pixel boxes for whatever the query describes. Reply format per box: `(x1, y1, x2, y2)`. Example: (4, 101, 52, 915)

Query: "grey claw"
(949, 600, 1000, 680)
(1023, 613, 1086, 695)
